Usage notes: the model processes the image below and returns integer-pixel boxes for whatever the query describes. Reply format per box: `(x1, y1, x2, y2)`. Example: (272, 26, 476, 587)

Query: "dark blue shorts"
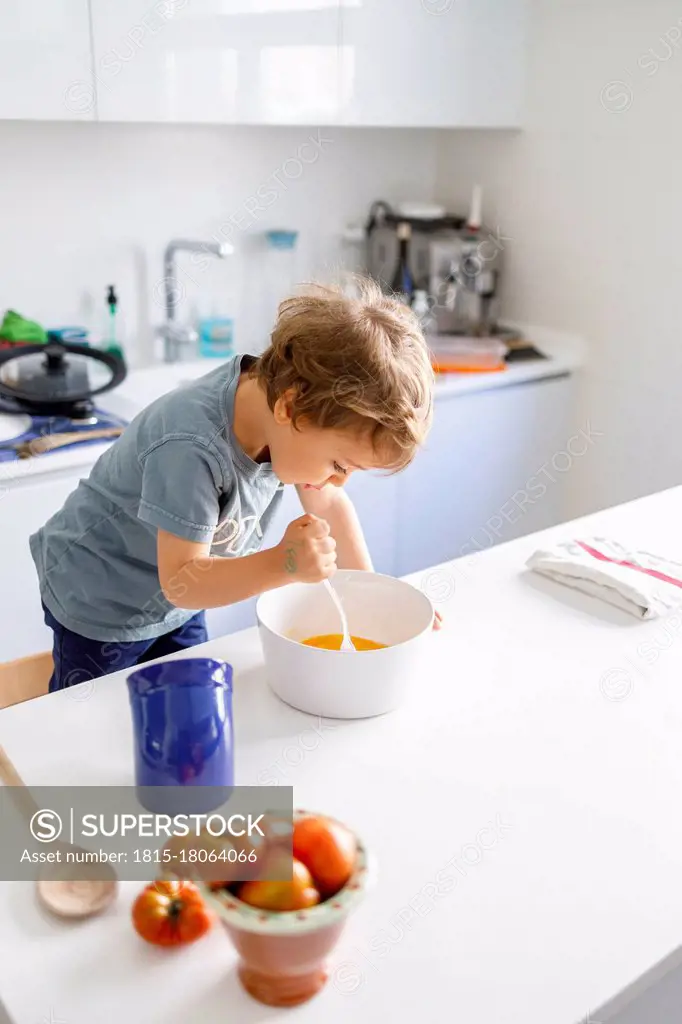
(42, 603, 208, 693)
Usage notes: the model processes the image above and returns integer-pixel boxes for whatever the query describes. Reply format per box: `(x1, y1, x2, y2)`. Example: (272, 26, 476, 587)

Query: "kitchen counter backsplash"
(0, 120, 440, 367)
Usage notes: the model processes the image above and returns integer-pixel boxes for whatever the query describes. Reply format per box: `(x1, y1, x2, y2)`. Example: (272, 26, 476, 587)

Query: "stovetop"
(0, 408, 128, 462)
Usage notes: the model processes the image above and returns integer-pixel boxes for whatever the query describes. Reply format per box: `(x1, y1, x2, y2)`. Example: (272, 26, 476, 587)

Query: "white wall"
(0, 120, 438, 364)
(435, 0, 682, 518)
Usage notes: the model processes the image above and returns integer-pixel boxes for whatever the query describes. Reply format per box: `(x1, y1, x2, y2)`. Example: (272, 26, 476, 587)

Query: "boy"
(31, 279, 436, 692)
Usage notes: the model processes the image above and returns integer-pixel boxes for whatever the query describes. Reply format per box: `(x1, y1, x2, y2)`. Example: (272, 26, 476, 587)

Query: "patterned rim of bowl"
(200, 809, 374, 936)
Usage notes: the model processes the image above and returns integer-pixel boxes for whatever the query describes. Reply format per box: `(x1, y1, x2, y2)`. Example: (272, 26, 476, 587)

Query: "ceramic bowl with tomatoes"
(200, 809, 374, 1009)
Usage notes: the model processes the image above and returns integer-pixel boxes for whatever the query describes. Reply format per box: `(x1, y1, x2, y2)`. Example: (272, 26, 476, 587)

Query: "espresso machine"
(364, 195, 504, 337)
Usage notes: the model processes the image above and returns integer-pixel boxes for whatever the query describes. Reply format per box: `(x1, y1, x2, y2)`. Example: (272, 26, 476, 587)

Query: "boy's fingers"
(294, 513, 318, 528)
(304, 519, 330, 540)
(316, 537, 336, 555)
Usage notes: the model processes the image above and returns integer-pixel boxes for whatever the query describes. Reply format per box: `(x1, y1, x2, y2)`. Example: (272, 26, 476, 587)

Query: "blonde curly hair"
(251, 277, 434, 472)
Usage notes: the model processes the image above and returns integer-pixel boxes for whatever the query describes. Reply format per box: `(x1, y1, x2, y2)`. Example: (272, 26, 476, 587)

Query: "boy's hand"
(275, 514, 337, 583)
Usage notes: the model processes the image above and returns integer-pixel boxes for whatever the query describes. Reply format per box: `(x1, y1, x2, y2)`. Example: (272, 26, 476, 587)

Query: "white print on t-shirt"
(211, 514, 264, 556)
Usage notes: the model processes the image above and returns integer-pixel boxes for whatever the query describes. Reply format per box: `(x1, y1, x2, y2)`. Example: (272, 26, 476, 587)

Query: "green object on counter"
(0, 309, 48, 344)
(104, 285, 125, 362)
(105, 342, 124, 361)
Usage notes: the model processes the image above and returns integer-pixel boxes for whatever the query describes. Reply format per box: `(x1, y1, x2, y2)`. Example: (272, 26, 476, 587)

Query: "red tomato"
(161, 830, 264, 886)
(238, 858, 321, 912)
(293, 816, 357, 898)
(131, 880, 213, 947)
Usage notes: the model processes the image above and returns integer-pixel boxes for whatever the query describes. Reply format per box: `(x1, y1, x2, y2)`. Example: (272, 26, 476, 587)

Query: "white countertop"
(2, 484, 681, 1024)
(432, 323, 584, 400)
(0, 326, 584, 484)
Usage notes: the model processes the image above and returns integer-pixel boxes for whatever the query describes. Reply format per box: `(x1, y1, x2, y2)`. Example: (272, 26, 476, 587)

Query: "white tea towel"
(526, 537, 682, 619)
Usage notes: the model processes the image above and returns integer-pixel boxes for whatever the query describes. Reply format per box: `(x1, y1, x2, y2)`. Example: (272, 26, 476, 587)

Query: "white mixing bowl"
(256, 570, 434, 719)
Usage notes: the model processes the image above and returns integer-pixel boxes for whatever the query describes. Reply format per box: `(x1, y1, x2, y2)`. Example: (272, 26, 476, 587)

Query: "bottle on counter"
(101, 285, 125, 361)
(465, 184, 483, 236)
(259, 229, 298, 355)
(198, 316, 235, 359)
(189, 292, 235, 360)
(390, 222, 414, 306)
(411, 289, 434, 332)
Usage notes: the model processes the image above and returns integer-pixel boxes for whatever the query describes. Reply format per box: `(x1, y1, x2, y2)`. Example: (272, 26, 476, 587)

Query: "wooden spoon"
(0, 745, 118, 919)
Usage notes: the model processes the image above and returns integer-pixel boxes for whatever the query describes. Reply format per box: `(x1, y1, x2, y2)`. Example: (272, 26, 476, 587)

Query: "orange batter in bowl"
(301, 634, 386, 652)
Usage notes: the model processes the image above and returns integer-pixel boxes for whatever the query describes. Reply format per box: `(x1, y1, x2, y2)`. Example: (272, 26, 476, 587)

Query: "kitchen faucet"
(158, 238, 234, 363)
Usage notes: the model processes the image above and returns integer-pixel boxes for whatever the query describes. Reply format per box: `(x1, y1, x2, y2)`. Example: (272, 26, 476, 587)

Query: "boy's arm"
(296, 484, 373, 571)
(157, 514, 336, 609)
(137, 440, 337, 609)
(158, 535, 285, 610)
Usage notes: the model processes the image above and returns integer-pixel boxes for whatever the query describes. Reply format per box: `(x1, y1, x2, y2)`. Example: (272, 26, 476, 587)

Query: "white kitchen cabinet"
(343, 465, 399, 576)
(0, 1, 94, 120)
(394, 374, 576, 576)
(0, 0, 525, 127)
(89, 0, 523, 127)
(90, 0, 343, 125)
(340, 0, 526, 127)
(204, 597, 257, 643)
(0, 469, 90, 663)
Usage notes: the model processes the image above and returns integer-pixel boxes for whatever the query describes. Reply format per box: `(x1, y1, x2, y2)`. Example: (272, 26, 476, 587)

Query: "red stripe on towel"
(575, 540, 682, 591)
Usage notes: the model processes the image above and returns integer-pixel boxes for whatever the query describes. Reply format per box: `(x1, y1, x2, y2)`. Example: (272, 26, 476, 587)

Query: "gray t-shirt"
(30, 354, 284, 641)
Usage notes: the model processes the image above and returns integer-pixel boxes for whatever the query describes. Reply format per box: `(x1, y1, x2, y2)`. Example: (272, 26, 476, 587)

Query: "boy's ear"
(273, 388, 297, 425)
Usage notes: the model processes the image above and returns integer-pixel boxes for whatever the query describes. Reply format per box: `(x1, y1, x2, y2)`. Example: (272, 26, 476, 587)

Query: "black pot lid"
(0, 340, 126, 406)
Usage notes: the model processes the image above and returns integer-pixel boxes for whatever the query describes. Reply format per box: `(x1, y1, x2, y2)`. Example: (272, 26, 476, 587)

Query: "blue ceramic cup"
(127, 658, 233, 814)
